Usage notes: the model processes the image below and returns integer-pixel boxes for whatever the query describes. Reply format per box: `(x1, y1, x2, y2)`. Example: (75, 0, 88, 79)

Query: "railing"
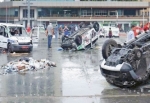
(37, 16, 149, 19)
(0, 15, 148, 21)
(0, 17, 19, 19)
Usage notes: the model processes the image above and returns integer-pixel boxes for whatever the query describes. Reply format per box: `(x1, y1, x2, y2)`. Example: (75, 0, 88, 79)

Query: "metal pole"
(91, 7, 92, 17)
(149, 8, 150, 23)
(143, 8, 144, 26)
(27, 0, 30, 27)
(116, 11, 118, 26)
(5, 0, 7, 23)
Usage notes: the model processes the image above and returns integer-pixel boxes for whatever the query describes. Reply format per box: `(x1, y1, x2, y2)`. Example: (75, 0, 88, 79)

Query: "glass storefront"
(37, 8, 137, 17)
(38, 8, 79, 17)
(0, 8, 19, 17)
(23, 9, 35, 18)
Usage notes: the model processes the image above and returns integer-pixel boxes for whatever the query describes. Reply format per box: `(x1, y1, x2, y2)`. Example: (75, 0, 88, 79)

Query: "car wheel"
(133, 48, 142, 60)
(75, 35, 82, 46)
(133, 58, 150, 85)
(7, 43, 13, 53)
(93, 22, 99, 32)
(102, 39, 118, 59)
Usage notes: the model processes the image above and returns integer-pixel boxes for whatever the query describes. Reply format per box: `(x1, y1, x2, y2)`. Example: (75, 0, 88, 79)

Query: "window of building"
(94, 10, 107, 16)
(124, 9, 136, 16)
(81, 9, 92, 16)
(15, 9, 18, 17)
(23, 9, 34, 18)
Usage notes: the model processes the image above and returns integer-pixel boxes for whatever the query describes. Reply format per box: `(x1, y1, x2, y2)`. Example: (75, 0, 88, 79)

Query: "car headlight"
(12, 40, 18, 44)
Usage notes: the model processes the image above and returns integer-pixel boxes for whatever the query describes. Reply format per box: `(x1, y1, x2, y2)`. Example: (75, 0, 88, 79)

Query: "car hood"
(10, 36, 31, 42)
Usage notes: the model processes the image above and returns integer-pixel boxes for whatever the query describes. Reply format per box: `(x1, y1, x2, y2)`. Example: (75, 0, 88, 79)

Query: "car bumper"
(100, 59, 139, 86)
(11, 44, 33, 52)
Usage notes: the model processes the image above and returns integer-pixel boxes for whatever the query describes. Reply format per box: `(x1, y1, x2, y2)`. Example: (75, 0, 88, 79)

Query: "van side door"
(0, 26, 8, 48)
(0, 26, 3, 48)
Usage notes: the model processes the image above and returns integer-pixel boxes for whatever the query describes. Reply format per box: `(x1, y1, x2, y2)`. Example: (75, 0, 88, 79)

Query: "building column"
(136, 10, 139, 16)
(20, 7, 23, 20)
(122, 23, 124, 31)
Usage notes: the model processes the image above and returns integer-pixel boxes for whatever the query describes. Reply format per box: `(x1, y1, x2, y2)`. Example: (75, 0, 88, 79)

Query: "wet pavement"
(0, 36, 150, 103)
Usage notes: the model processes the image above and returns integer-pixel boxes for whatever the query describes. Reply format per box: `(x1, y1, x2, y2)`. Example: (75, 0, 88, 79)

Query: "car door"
(0, 26, 8, 48)
(0, 26, 4, 48)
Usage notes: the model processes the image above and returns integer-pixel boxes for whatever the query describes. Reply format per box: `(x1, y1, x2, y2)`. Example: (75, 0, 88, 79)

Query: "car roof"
(0, 23, 24, 27)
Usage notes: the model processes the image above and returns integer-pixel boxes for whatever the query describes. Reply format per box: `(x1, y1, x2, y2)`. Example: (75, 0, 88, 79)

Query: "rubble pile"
(0, 57, 56, 74)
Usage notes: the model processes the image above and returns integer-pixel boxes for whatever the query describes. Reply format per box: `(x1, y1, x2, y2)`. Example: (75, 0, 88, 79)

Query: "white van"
(30, 25, 46, 43)
(103, 26, 120, 37)
(0, 23, 33, 53)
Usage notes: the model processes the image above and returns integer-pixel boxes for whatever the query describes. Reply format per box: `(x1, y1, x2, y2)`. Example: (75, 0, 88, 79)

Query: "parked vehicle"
(30, 25, 46, 43)
(0, 23, 33, 53)
(103, 26, 120, 37)
(100, 31, 150, 87)
(61, 21, 100, 50)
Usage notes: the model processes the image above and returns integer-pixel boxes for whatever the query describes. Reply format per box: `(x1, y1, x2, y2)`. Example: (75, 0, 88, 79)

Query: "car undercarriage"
(100, 32, 150, 87)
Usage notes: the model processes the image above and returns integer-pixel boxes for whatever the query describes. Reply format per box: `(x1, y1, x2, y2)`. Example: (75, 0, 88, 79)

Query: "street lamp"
(116, 11, 118, 26)
(143, 8, 144, 26)
(5, 0, 7, 23)
(27, 0, 30, 28)
(149, 8, 150, 23)
(23, 0, 32, 28)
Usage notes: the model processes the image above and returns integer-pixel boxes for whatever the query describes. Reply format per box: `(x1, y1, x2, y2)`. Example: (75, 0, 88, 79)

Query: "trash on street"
(0, 57, 56, 74)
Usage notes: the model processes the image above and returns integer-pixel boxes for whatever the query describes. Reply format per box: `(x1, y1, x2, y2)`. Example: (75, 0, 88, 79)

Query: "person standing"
(75, 25, 78, 31)
(108, 28, 112, 38)
(126, 25, 135, 42)
(63, 25, 69, 36)
(58, 25, 63, 39)
(46, 23, 54, 48)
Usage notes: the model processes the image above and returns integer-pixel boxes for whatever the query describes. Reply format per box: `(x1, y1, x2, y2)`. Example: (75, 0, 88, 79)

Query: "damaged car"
(100, 32, 150, 87)
(61, 21, 100, 50)
(0, 23, 33, 53)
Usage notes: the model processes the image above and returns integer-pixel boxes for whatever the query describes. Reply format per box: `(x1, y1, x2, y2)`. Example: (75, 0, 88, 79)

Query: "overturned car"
(100, 32, 150, 87)
(61, 21, 100, 50)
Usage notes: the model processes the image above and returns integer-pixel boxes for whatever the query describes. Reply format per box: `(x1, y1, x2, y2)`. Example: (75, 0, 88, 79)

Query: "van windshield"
(8, 26, 29, 37)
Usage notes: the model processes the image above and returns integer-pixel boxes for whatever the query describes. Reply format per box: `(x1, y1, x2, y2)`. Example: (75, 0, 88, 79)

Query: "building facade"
(0, 0, 149, 31)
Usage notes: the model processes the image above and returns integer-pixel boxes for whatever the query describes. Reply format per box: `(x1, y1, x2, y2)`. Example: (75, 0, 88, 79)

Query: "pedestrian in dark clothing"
(58, 25, 63, 39)
(71, 25, 75, 34)
(108, 28, 112, 38)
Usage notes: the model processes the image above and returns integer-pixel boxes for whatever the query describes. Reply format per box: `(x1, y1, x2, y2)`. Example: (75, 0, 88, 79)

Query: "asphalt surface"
(0, 35, 150, 103)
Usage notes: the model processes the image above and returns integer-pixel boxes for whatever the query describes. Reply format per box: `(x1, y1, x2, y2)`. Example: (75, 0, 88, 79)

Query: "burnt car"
(61, 21, 100, 50)
(100, 32, 150, 87)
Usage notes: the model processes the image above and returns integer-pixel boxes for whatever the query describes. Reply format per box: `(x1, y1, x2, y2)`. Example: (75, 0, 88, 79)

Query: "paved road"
(0, 36, 150, 103)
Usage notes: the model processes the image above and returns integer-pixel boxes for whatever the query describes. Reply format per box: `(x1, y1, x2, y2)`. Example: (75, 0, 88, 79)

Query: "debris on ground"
(0, 48, 7, 54)
(0, 57, 56, 74)
(58, 47, 63, 51)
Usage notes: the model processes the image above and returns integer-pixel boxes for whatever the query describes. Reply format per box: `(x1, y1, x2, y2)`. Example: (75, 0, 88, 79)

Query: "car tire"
(7, 43, 13, 53)
(102, 39, 118, 59)
(132, 48, 142, 60)
(93, 22, 99, 32)
(75, 35, 82, 46)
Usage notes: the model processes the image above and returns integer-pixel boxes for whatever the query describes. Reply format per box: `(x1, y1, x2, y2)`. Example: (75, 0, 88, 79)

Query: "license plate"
(22, 46, 28, 49)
